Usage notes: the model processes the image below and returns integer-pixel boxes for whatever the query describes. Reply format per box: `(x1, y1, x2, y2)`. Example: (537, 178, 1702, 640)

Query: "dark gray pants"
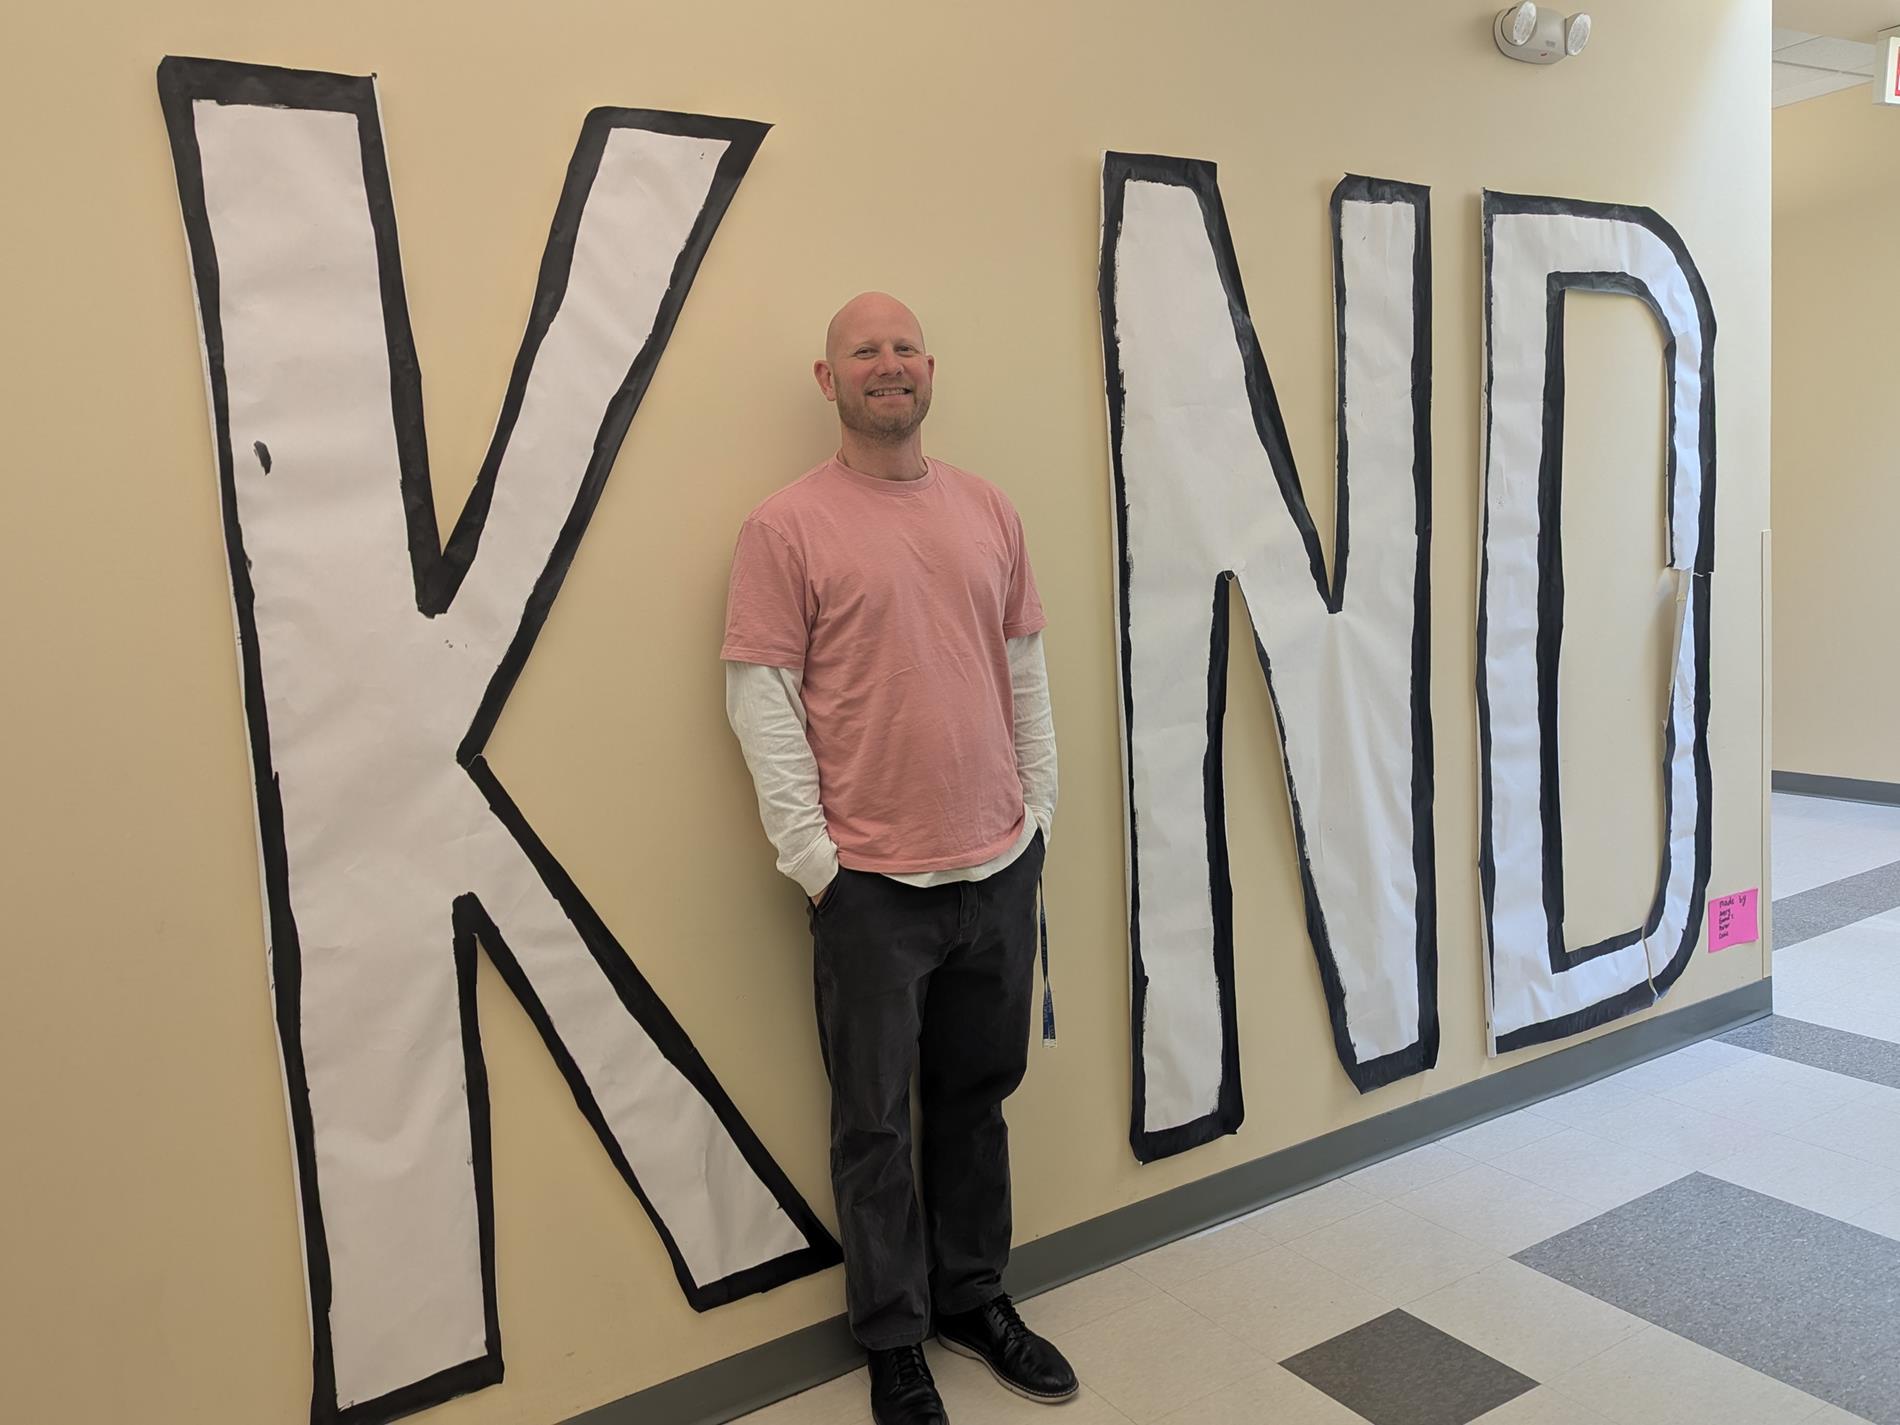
(808, 832, 1043, 1349)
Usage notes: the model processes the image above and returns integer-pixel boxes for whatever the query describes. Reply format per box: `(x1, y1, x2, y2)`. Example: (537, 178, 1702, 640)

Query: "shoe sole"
(935, 1333, 1080, 1403)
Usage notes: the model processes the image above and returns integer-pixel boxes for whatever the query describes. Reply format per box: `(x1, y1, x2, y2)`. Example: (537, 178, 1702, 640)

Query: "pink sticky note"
(1708, 889, 1759, 952)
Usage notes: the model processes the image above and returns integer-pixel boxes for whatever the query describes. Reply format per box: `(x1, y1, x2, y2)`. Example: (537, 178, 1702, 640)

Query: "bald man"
(723, 295, 1072, 1425)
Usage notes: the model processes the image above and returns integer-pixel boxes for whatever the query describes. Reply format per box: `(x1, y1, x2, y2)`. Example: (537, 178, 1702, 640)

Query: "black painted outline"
(156, 55, 840, 1425)
(1101, 154, 1438, 1163)
(1477, 191, 1717, 1055)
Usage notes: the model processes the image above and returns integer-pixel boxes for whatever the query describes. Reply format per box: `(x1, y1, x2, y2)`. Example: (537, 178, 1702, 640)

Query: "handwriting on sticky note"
(1708, 889, 1759, 952)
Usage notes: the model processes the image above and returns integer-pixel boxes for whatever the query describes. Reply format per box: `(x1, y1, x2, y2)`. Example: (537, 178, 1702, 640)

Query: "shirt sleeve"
(721, 517, 813, 669)
(724, 660, 840, 898)
(1008, 632, 1057, 846)
(1001, 505, 1047, 639)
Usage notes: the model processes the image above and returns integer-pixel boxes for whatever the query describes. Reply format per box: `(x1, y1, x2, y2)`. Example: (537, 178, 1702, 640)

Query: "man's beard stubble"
(838, 385, 931, 442)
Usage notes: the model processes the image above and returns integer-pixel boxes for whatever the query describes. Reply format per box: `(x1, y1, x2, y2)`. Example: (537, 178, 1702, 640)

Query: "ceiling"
(1772, 0, 1900, 106)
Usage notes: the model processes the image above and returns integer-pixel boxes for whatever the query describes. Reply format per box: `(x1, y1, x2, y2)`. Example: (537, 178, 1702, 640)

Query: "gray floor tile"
(1721, 1014, 1900, 1091)
(1515, 1174, 1900, 1423)
(1280, 1309, 1537, 1425)
(1772, 858, 1900, 948)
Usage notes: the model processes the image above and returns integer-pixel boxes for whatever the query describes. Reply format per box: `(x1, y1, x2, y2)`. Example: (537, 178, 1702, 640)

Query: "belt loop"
(1037, 872, 1056, 1049)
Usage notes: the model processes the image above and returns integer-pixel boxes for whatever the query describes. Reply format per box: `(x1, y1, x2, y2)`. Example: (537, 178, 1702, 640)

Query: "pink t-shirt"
(721, 457, 1046, 873)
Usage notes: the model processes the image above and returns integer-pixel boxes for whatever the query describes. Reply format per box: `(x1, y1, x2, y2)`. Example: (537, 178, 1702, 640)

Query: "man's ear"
(813, 359, 838, 402)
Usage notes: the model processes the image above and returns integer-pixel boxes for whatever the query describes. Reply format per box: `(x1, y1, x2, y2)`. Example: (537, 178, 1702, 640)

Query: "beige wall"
(1772, 84, 1900, 784)
(0, 3, 1770, 1421)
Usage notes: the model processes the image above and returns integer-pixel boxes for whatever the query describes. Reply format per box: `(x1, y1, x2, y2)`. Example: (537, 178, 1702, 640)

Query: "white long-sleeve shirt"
(726, 633, 1057, 898)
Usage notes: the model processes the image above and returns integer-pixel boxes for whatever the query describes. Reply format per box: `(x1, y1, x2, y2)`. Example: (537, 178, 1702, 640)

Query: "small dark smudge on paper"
(253, 440, 272, 474)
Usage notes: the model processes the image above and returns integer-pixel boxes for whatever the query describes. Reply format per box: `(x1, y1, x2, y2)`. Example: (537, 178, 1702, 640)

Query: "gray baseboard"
(567, 978, 1772, 1425)
(1773, 770, 1900, 807)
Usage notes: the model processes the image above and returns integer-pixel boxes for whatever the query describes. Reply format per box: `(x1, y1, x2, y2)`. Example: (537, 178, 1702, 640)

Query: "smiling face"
(815, 292, 934, 441)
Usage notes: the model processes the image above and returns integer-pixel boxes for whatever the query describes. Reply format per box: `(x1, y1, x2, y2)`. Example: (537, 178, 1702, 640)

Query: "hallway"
(745, 792, 1900, 1425)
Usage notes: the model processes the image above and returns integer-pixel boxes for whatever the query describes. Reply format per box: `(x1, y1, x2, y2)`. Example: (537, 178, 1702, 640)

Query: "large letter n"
(1100, 154, 1439, 1163)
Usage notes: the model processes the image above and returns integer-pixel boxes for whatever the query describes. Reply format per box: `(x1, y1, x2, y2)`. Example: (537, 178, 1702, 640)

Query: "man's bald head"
(815, 292, 934, 446)
(824, 292, 927, 368)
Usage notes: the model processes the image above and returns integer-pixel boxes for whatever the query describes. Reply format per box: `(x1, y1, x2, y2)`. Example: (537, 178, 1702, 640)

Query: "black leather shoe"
(936, 1294, 1078, 1403)
(867, 1343, 949, 1425)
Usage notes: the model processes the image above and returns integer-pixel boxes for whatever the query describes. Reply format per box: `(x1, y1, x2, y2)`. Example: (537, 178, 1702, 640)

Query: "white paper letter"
(158, 57, 838, 1424)
(1478, 192, 1716, 1054)
(1100, 156, 1438, 1162)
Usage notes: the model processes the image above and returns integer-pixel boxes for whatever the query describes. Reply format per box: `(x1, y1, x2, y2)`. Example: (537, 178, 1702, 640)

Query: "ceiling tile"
(1772, 62, 1871, 103)
(1775, 35, 1880, 72)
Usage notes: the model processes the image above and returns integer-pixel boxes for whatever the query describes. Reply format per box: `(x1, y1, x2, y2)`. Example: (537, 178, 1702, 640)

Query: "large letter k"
(159, 56, 839, 1425)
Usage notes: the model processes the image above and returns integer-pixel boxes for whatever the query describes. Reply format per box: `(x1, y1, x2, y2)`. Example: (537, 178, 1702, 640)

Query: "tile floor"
(740, 792, 1900, 1425)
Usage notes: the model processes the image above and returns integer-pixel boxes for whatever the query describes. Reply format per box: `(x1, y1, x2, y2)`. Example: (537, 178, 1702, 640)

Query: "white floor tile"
(1166, 1242, 1390, 1361)
(1053, 1291, 1265, 1424)
(1150, 1365, 1366, 1425)
(1660, 1055, 1873, 1132)
(1466, 1398, 1618, 1425)
(1125, 1218, 1271, 1290)
(1471, 1384, 1618, 1423)
(1394, 1162, 1599, 1256)
(1779, 911, 1900, 960)
(1549, 1324, 1833, 1425)
(1851, 1191, 1900, 1241)
(1785, 995, 1900, 1046)
(1774, 848, 1857, 900)
(1581, 1092, 1772, 1168)
(1798, 1404, 1878, 1424)
(1767, 978, 1842, 1024)
(1440, 1108, 1567, 1162)
(1599, 1047, 1732, 1096)
(1773, 919, 1900, 1019)
(1783, 1096, 1900, 1171)
(1406, 1258, 1646, 1382)
(1859, 1081, 1900, 1113)
(1285, 1200, 1500, 1303)
(1771, 791, 1838, 824)
(1488, 1128, 1690, 1210)
(1675, 1038, 1762, 1069)
(1021, 1264, 1160, 1338)
(1341, 1142, 1471, 1199)
(1771, 793, 1900, 896)
(1704, 1131, 1900, 1222)
(1530, 1078, 1650, 1128)
(1238, 1176, 1381, 1243)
